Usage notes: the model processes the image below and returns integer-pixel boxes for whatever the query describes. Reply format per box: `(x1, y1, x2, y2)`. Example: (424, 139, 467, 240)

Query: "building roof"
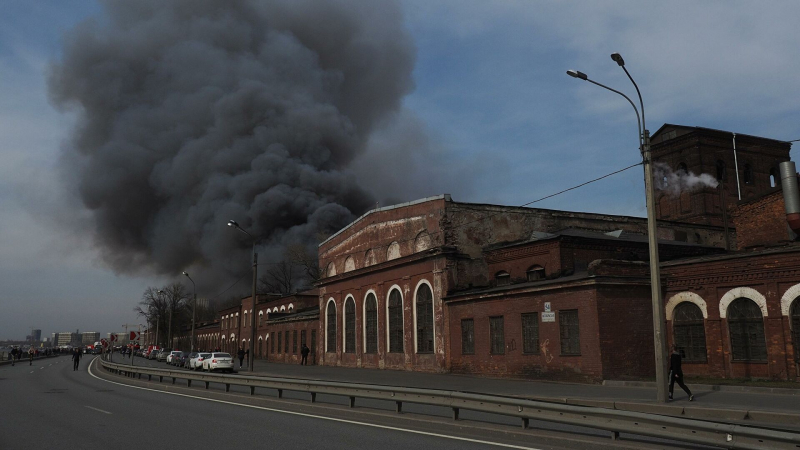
(651, 123, 793, 145)
(486, 227, 712, 252)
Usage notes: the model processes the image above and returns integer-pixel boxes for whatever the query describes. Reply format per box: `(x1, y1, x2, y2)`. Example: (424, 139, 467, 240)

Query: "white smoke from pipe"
(653, 162, 719, 197)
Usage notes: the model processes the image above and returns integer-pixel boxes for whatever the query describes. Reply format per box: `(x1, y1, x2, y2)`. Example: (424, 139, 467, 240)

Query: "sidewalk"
(237, 359, 800, 417)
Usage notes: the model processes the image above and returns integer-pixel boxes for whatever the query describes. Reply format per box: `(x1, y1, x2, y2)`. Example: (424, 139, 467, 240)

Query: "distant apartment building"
(31, 329, 41, 341)
(54, 332, 80, 347)
(82, 332, 100, 345)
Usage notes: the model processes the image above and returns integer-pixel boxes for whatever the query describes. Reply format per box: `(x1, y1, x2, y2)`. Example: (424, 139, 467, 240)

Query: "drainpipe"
(732, 133, 742, 201)
(779, 161, 800, 236)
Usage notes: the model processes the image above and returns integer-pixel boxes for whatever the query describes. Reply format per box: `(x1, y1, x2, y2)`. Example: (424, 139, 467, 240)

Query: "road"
(0, 355, 712, 450)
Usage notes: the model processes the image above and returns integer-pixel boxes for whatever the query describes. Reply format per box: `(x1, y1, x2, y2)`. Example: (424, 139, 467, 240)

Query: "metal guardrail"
(98, 358, 800, 450)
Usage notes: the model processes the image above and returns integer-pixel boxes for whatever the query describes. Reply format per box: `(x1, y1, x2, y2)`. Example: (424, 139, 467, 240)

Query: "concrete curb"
(509, 394, 800, 429)
(603, 379, 800, 396)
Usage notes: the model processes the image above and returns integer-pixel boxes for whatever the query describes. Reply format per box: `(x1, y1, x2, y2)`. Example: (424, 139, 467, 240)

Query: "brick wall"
(731, 190, 793, 249)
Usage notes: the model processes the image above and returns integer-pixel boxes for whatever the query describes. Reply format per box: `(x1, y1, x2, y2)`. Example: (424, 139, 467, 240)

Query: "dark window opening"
(365, 293, 378, 354)
(489, 316, 505, 355)
(727, 298, 767, 361)
(716, 160, 727, 182)
(770, 167, 778, 188)
(326, 302, 336, 353)
(559, 310, 581, 355)
(521, 313, 539, 354)
(284, 330, 289, 353)
(673, 302, 707, 362)
(677, 162, 688, 174)
(292, 330, 297, 354)
(388, 289, 404, 353)
(416, 284, 434, 353)
(743, 164, 754, 184)
(461, 319, 475, 355)
(526, 266, 545, 282)
(301, 330, 307, 348)
(270, 334, 275, 354)
(311, 330, 316, 355)
(277, 332, 282, 354)
(345, 299, 356, 353)
(495, 271, 511, 286)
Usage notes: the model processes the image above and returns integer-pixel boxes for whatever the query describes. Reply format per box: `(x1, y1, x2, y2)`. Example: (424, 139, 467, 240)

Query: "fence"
(98, 358, 800, 450)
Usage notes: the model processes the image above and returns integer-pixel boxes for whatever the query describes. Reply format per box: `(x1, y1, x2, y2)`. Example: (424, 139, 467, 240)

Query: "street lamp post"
(567, 54, 668, 403)
(157, 289, 165, 348)
(183, 271, 197, 353)
(228, 219, 258, 372)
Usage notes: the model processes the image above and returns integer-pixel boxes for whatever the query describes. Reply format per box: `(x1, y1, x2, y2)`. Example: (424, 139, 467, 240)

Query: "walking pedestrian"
(668, 344, 694, 401)
(237, 347, 245, 369)
(28, 346, 35, 366)
(72, 348, 82, 371)
(10, 348, 17, 366)
(300, 344, 309, 365)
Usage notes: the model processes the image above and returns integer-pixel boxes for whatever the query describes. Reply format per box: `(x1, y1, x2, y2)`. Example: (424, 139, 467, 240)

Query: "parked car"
(146, 347, 161, 359)
(202, 352, 233, 373)
(181, 352, 195, 369)
(190, 352, 211, 370)
(166, 351, 183, 365)
(156, 349, 170, 362)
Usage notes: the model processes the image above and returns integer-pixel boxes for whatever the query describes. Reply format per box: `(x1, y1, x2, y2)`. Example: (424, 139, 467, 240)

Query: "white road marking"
(40, 367, 44, 369)
(88, 360, 539, 450)
(29, 371, 34, 374)
(85, 405, 112, 415)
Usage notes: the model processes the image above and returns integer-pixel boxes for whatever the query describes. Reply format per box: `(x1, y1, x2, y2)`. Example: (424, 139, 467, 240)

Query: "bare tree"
(286, 243, 320, 286)
(258, 259, 295, 295)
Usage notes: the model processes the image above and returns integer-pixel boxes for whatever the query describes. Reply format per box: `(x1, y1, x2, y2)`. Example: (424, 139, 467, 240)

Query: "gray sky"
(1, 1, 799, 340)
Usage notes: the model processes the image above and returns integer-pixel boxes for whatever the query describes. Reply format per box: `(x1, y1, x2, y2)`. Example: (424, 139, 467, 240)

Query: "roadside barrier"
(0, 353, 62, 366)
(98, 358, 800, 450)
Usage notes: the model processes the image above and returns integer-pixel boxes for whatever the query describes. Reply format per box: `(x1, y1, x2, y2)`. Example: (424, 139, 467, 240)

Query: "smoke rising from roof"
(48, 0, 416, 288)
(653, 162, 719, 197)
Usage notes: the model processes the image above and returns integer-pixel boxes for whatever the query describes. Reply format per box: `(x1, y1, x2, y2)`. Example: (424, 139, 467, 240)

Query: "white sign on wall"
(542, 312, 556, 322)
(544, 302, 551, 312)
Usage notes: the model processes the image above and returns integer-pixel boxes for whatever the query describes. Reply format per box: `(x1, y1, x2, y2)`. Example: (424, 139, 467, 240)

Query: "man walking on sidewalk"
(28, 346, 35, 366)
(300, 344, 309, 365)
(668, 344, 694, 402)
(237, 347, 245, 369)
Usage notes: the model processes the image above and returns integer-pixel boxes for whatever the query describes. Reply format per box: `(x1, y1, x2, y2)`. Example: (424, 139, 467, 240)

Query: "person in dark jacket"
(300, 344, 310, 365)
(72, 348, 82, 371)
(10, 348, 17, 366)
(668, 344, 694, 401)
(237, 347, 245, 369)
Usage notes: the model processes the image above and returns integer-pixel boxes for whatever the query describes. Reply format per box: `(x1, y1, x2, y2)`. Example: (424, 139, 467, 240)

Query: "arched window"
(495, 271, 511, 286)
(364, 249, 376, 267)
(326, 262, 337, 277)
(527, 265, 545, 282)
(743, 163, 754, 184)
(344, 297, 356, 353)
(716, 160, 726, 182)
(344, 256, 355, 272)
(364, 293, 378, 354)
(387, 241, 401, 261)
(673, 302, 707, 362)
(677, 162, 688, 174)
(792, 299, 800, 362)
(326, 301, 337, 353)
(414, 231, 432, 252)
(416, 283, 434, 353)
(727, 298, 767, 361)
(388, 289, 404, 353)
(770, 167, 778, 188)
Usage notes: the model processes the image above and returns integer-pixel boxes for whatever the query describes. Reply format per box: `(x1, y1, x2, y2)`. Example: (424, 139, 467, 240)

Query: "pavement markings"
(85, 406, 112, 415)
(29, 371, 34, 374)
(87, 360, 540, 450)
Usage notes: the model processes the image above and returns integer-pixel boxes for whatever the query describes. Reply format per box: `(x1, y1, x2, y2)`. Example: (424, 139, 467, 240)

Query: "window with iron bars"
(559, 310, 580, 355)
(345, 299, 356, 353)
(388, 289, 404, 353)
(461, 319, 474, 355)
(489, 316, 505, 355)
(521, 312, 539, 354)
(416, 284, 434, 353)
(365, 293, 378, 354)
(673, 302, 707, 362)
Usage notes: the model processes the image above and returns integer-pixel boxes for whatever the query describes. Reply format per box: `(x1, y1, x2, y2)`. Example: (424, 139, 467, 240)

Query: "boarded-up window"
(416, 284, 434, 353)
(792, 299, 800, 361)
(489, 316, 505, 355)
(284, 330, 289, 353)
(388, 289, 404, 353)
(414, 231, 431, 252)
(387, 241, 401, 261)
(673, 302, 707, 362)
(559, 310, 580, 355)
(365, 293, 378, 354)
(461, 319, 474, 355)
(526, 266, 545, 282)
(521, 313, 539, 354)
(364, 249, 376, 267)
(727, 298, 767, 361)
(344, 256, 355, 272)
(326, 302, 336, 353)
(345, 298, 356, 353)
(495, 271, 511, 286)
(292, 330, 297, 354)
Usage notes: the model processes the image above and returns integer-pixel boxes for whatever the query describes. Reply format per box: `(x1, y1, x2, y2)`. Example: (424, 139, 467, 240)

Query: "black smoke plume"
(48, 0, 416, 292)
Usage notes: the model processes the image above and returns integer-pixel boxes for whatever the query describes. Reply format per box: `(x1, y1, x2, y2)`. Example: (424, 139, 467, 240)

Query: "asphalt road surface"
(1, 356, 710, 450)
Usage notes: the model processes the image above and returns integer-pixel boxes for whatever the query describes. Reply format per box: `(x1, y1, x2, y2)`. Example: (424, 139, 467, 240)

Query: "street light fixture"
(566, 54, 668, 403)
(227, 219, 258, 372)
(183, 271, 197, 353)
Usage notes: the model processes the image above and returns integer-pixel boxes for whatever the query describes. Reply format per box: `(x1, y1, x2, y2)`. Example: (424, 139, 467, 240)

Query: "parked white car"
(202, 352, 234, 373)
(190, 352, 211, 370)
(166, 350, 183, 364)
